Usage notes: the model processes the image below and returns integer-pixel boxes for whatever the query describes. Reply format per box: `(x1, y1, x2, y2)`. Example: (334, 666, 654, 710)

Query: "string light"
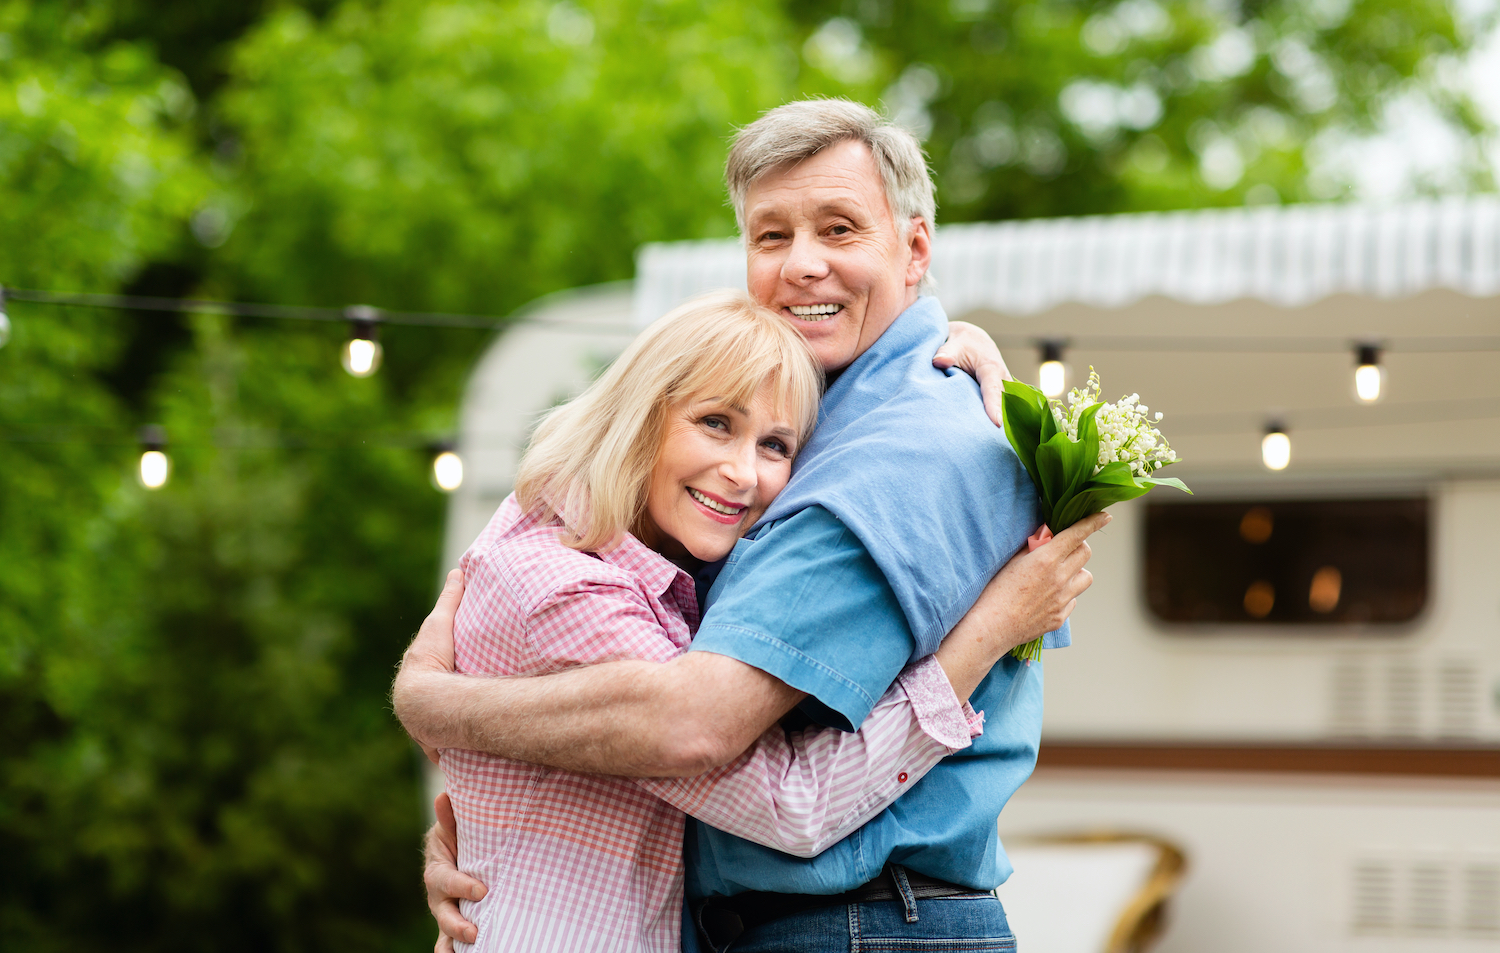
(1261, 422, 1291, 471)
(138, 425, 170, 489)
(431, 442, 464, 492)
(1037, 340, 1067, 398)
(1353, 343, 1384, 403)
(0, 287, 10, 349)
(341, 306, 383, 378)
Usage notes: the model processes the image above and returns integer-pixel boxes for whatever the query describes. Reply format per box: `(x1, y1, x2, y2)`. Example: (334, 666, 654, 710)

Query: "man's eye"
(829, 224, 851, 236)
(759, 231, 786, 242)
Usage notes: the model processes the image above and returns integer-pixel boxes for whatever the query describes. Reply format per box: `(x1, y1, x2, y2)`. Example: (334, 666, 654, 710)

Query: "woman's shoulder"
(465, 497, 647, 612)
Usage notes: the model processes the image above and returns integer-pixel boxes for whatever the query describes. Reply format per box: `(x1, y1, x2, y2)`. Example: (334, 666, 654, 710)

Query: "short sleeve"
(455, 542, 684, 677)
(688, 506, 914, 731)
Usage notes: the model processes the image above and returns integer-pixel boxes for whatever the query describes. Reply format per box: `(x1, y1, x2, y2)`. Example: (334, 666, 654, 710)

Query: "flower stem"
(1008, 636, 1044, 663)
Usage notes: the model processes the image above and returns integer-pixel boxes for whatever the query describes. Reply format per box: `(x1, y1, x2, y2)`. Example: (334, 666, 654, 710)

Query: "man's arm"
(393, 573, 804, 777)
(395, 515, 1102, 777)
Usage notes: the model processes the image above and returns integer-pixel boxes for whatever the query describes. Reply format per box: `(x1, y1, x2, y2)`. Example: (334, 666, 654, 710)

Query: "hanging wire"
(1, 286, 635, 334)
(4, 284, 1498, 352)
(993, 334, 1500, 354)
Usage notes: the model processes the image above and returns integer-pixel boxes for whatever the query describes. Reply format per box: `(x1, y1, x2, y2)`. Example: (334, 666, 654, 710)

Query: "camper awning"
(633, 197, 1500, 325)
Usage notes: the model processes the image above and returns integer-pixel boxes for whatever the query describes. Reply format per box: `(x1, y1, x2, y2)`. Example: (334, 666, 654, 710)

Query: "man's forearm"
(395, 659, 702, 776)
(393, 651, 805, 778)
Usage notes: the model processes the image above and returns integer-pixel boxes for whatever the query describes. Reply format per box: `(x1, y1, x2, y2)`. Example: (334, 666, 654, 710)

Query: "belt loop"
(889, 864, 919, 923)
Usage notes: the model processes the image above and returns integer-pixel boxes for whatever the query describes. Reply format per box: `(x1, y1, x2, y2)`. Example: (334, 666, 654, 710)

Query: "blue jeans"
(697, 895, 1016, 952)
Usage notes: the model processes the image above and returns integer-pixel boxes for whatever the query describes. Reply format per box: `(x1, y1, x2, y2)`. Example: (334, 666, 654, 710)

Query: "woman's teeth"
(788, 304, 843, 320)
(688, 488, 744, 516)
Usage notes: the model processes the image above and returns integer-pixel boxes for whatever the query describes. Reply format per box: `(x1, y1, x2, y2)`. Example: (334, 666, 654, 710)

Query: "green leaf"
(1090, 461, 1140, 487)
(1054, 482, 1153, 527)
(1138, 475, 1193, 495)
(1035, 430, 1090, 527)
(999, 380, 1047, 491)
(1060, 401, 1103, 501)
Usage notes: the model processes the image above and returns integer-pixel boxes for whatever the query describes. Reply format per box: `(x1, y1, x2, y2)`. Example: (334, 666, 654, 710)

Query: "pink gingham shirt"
(443, 497, 983, 953)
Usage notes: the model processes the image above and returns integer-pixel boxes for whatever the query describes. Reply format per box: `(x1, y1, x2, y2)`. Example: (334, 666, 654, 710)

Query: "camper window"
(1144, 498, 1429, 628)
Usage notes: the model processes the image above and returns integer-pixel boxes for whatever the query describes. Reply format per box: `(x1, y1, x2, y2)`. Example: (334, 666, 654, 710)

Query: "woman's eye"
(703, 416, 729, 432)
(762, 439, 790, 457)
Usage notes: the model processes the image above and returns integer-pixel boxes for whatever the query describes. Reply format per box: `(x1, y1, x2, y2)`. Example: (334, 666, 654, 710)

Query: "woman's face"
(640, 382, 800, 563)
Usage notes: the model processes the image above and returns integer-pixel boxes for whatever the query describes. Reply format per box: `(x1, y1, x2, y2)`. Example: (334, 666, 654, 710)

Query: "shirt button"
(898, 772, 909, 783)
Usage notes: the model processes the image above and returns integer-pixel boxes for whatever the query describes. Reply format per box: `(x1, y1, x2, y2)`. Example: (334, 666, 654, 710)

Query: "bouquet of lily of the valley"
(1001, 368, 1191, 661)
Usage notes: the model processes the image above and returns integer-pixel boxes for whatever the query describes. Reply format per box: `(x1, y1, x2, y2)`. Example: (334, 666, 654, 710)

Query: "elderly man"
(396, 99, 1105, 951)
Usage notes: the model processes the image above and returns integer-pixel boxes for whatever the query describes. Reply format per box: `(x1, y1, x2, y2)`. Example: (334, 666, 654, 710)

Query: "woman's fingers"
(1053, 512, 1111, 551)
(934, 321, 1014, 427)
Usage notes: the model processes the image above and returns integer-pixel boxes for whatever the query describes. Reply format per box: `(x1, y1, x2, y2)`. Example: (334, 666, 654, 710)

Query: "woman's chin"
(682, 534, 739, 564)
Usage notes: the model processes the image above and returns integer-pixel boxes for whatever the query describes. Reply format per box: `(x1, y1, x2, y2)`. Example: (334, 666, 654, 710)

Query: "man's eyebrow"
(814, 201, 865, 217)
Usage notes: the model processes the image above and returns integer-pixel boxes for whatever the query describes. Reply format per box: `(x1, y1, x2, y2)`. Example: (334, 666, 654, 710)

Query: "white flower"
(1048, 367, 1177, 478)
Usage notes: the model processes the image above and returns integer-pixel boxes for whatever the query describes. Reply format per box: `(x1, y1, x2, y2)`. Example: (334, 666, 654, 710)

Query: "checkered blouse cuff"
(897, 655, 985, 751)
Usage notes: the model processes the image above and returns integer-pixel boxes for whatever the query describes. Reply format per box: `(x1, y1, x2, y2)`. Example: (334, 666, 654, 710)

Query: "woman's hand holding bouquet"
(1001, 368, 1191, 661)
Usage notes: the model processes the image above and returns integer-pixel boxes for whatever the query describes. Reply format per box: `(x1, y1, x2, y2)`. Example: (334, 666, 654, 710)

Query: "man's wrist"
(395, 668, 470, 751)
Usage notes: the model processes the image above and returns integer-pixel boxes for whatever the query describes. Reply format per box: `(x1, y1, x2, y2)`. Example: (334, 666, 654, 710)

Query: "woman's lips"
(687, 487, 746, 525)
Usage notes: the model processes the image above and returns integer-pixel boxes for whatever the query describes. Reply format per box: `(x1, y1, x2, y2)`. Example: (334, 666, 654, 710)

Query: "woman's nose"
(719, 441, 758, 487)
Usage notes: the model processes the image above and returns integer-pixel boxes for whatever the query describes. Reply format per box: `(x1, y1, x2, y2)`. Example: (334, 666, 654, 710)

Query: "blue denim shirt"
(683, 506, 1044, 905)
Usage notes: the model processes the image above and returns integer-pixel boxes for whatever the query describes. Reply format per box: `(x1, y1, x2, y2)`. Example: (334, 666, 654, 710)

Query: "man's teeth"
(788, 304, 843, 319)
(688, 488, 744, 516)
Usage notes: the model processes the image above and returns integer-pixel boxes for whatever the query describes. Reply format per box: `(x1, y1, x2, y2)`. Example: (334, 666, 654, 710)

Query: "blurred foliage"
(0, 0, 1488, 948)
(790, 0, 1492, 220)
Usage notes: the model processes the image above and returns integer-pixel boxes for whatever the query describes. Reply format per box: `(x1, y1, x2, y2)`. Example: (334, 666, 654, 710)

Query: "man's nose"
(780, 230, 829, 284)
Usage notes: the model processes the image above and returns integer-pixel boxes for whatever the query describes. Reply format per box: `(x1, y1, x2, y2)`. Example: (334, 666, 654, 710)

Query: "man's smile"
(786, 303, 844, 321)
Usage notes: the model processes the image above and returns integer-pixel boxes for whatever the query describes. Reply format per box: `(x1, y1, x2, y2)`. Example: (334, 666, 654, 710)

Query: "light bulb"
(432, 450, 464, 492)
(1261, 428, 1290, 471)
(341, 337, 382, 377)
(1353, 344, 1383, 403)
(1038, 360, 1066, 397)
(1036, 340, 1067, 397)
(0, 310, 10, 350)
(139, 450, 170, 488)
(341, 307, 382, 377)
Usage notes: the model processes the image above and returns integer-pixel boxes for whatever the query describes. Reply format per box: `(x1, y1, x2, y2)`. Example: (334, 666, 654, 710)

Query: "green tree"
(2, 0, 1489, 949)
(3, 0, 799, 948)
(786, 0, 1490, 220)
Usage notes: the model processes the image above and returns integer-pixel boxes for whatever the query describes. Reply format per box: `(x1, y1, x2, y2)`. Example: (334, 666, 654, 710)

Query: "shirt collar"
(597, 530, 696, 603)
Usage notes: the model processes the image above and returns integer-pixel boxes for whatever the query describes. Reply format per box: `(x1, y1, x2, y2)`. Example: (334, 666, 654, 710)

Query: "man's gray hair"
(725, 98, 937, 238)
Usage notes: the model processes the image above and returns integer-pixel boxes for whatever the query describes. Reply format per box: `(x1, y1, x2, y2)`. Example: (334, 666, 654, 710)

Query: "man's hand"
(935, 512, 1109, 699)
(425, 792, 486, 952)
(934, 321, 1013, 427)
(396, 569, 465, 760)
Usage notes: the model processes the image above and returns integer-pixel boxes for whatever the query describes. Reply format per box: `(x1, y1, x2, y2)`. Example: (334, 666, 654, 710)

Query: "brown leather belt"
(694, 864, 990, 948)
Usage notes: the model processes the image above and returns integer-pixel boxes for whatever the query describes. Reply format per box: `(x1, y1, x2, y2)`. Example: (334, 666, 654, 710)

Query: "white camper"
(441, 199, 1500, 953)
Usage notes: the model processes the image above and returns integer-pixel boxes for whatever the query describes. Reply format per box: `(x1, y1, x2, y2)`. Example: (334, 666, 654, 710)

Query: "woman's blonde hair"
(514, 290, 823, 552)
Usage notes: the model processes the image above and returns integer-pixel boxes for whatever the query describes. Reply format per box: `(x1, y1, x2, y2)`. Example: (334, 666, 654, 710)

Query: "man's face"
(742, 139, 932, 373)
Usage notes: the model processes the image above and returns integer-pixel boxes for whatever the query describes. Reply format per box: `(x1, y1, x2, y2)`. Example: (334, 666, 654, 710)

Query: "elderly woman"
(438, 291, 1030, 952)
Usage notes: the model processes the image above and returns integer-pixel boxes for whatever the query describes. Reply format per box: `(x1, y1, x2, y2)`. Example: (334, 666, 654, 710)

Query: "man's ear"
(905, 217, 933, 288)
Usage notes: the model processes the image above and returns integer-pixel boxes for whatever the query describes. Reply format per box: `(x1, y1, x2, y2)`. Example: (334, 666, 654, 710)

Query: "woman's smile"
(686, 487, 748, 522)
